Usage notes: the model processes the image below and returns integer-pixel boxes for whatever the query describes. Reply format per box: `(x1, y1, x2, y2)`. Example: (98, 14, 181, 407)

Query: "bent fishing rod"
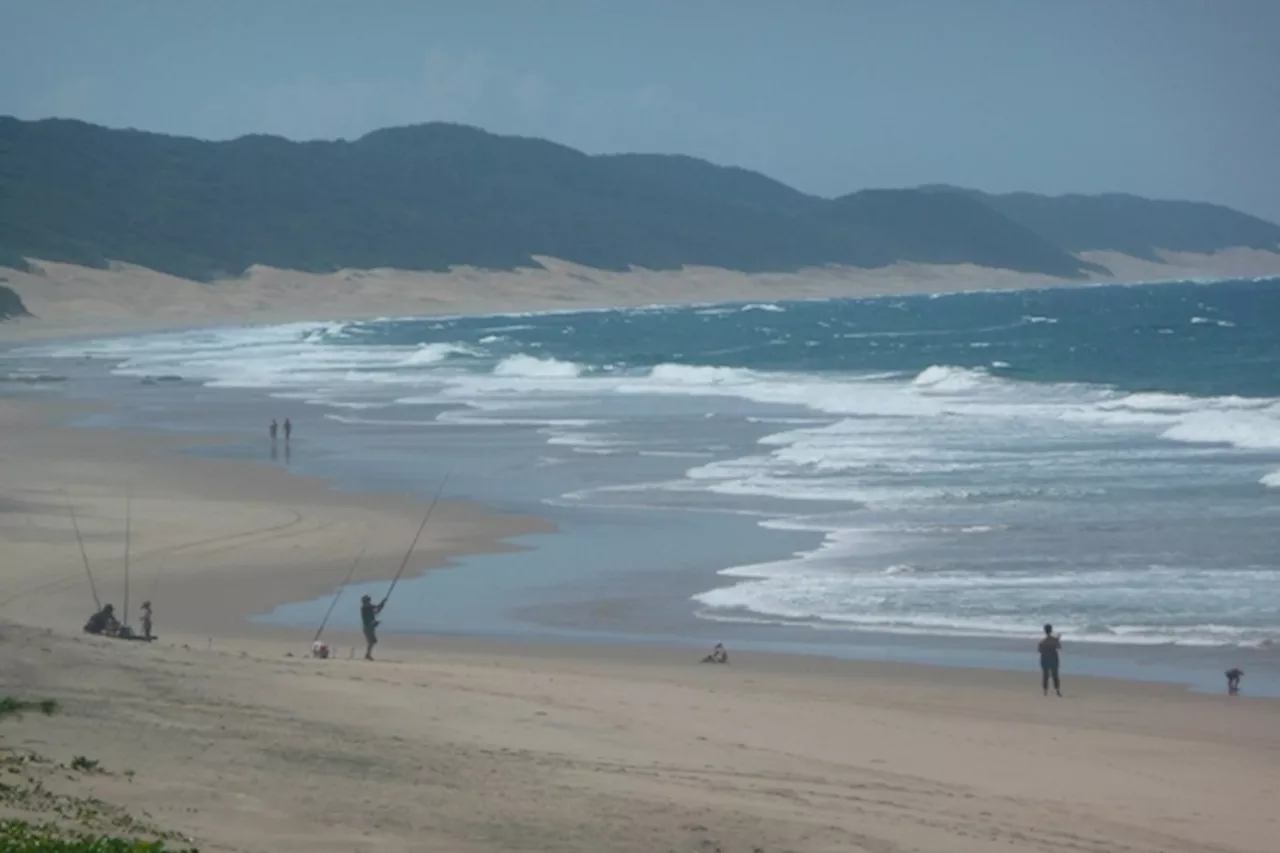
(63, 489, 101, 611)
(380, 468, 451, 609)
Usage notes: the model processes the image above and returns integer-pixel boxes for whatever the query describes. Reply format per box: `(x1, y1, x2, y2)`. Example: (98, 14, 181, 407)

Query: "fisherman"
(1226, 667, 1244, 695)
(700, 642, 728, 664)
(283, 418, 292, 442)
(1038, 624, 1062, 697)
(140, 600, 154, 640)
(360, 594, 384, 661)
(269, 419, 278, 442)
(83, 603, 120, 636)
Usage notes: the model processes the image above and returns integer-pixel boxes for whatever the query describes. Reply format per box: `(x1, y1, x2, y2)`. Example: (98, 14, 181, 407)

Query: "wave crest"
(492, 355, 582, 378)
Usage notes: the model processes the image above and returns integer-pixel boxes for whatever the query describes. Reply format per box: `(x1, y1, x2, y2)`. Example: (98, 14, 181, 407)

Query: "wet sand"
(0, 397, 548, 644)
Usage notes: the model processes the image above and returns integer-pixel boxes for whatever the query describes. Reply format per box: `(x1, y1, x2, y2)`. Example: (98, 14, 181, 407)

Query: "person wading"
(360, 594, 384, 661)
(1226, 667, 1244, 695)
(1039, 624, 1063, 697)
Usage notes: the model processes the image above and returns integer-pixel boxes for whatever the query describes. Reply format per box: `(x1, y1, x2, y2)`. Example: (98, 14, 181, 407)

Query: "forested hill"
(922, 185, 1280, 261)
(1, 117, 1277, 282)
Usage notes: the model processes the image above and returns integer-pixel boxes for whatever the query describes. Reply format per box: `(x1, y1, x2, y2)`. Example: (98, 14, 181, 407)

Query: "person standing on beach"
(140, 600, 154, 640)
(360, 594, 384, 661)
(269, 419, 278, 442)
(1039, 624, 1062, 696)
(284, 418, 292, 442)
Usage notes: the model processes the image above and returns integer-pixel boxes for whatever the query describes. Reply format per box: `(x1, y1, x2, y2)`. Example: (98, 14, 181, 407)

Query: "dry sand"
(2, 395, 1278, 852)
(4, 248, 1280, 342)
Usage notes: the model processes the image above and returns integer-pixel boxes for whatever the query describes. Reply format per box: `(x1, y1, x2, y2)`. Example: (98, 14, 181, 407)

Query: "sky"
(2, 0, 1278, 222)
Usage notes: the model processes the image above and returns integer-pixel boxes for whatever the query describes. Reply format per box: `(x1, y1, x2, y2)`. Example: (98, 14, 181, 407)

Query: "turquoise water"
(18, 278, 1280, 650)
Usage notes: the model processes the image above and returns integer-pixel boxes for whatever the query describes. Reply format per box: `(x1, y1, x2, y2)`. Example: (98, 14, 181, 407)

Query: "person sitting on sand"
(140, 600, 154, 640)
(83, 603, 120, 636)
(1226, 667, 1244, 695)
(360, 594, 384, 661)
(311, 640, 331, 660)
(700, 643, 728, 664)
(1038, 624, 1062, 697)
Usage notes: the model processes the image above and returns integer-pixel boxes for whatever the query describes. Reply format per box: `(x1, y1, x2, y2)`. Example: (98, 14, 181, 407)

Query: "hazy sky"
(3, 1, 1278, 221)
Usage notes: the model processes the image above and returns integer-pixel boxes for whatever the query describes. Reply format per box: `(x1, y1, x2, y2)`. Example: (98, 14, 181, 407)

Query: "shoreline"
(3, 379, 1276, 699)
(4, 273, 1278, 699)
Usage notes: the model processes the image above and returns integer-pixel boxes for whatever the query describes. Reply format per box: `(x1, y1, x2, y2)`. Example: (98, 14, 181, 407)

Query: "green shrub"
(0, 699, 60, 722)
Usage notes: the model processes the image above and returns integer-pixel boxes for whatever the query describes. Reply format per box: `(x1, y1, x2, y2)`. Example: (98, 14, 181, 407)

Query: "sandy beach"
(6, 2, 1280, 844)
(1, 389, 1278, 852)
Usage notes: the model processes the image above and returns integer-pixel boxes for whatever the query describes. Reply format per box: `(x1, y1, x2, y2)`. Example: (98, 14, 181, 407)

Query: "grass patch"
(68, 757, 101, 775)
(0, 700, 196, 850)
(0, 819, 198, 852)
(0, 753, 193, 848)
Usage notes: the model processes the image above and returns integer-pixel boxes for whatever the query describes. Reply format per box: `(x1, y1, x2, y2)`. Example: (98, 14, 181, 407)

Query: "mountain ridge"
(2, 117, 1278, 283)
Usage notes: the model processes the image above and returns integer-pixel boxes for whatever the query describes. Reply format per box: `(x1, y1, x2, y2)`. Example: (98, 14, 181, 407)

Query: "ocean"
(9, 278, 1280, 687)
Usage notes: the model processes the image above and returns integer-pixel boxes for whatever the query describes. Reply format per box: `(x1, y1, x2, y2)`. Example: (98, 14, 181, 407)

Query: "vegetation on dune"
(0, 698, 197, 851)
(0, 697, 59, 721)
(922, 185, 1280, 260)
(0, 283, 30, 320)
(0, 117, 1095, 281)
(2, 117, 1277, 287)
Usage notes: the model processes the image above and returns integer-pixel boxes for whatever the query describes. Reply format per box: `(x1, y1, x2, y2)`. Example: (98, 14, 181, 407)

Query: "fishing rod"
(122, 488, 131, 628)
(63, 489, 101, 610)
(312, 539, 368, 645)
(380, 468, 451, 609)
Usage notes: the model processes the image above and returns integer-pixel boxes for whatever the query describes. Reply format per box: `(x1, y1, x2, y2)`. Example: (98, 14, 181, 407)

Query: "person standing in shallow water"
(1226, 667, 1243, 695)
(283, 418, 292, 442)
(360, 594, 384, 661)
(1039, 624, 1063, 696)
(269, 419, 278, 442)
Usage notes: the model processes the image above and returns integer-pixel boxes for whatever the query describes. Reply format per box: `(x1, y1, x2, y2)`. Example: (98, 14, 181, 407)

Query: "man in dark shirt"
(360, 594, 384, 661)
(1039, 624, 1062, 696)
(83, 603, 119, 636)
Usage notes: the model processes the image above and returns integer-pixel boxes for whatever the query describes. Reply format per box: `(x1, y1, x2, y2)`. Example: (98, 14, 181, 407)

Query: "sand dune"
(4, 248, 1279, 342)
